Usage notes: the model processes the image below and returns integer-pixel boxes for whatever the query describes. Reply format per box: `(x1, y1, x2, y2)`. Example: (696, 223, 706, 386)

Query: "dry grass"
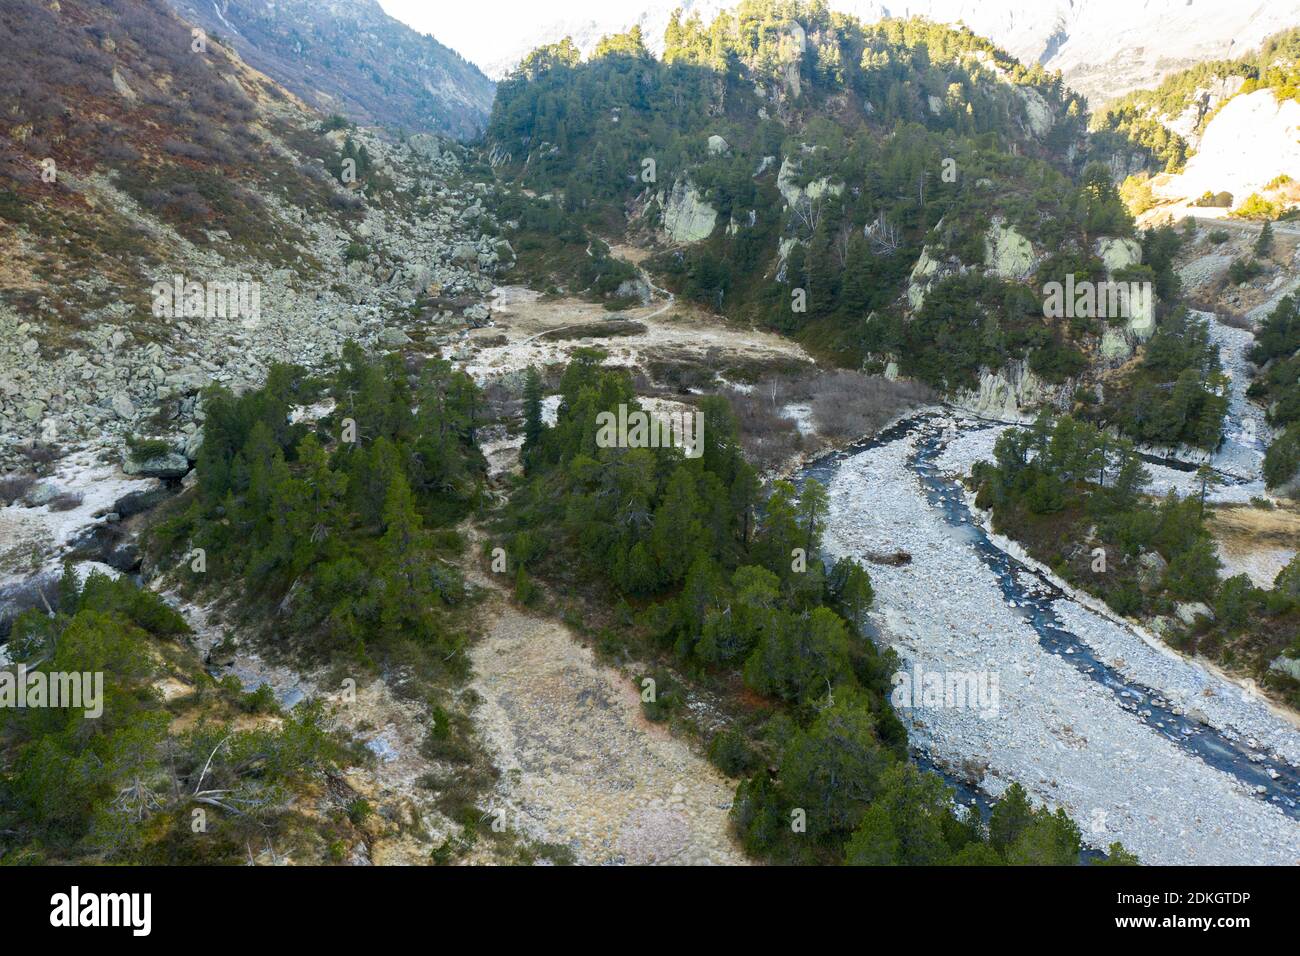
(1209, 502, 1300, 548)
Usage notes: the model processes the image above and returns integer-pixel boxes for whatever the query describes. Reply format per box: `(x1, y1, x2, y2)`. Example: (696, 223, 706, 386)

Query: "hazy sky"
(376, 0, 643, 73)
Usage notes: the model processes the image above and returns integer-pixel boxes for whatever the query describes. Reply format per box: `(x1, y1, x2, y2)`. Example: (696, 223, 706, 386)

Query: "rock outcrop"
(983, 220, 1036, 280)
(661, 179, 718, 244)
(952, 359, 1062, 420)
(0, 127, 506, 469)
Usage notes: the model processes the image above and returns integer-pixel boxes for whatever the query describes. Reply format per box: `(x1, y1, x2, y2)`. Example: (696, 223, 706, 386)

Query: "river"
(798, 309, 1300, 864)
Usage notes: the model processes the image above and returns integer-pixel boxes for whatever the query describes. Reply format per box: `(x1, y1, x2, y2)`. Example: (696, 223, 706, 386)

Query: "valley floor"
(466, 572, 748, 865)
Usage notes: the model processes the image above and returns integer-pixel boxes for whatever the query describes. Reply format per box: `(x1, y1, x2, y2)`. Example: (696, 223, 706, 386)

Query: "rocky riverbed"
(816, 414, 1300, 865)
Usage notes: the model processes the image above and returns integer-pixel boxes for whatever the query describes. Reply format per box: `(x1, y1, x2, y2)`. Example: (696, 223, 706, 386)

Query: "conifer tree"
(522, 365, 544, 472)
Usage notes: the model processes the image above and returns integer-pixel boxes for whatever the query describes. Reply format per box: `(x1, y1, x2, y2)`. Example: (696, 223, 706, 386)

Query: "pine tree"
(377, 472, 426, 640)
(797, 479, 830, 554)
(830, 557, 874, 622)
(522, 366, 544, 473)
(1255, 220, 1274, 259)
(651, 467, 704, 578)
(287, 433, 347, 571)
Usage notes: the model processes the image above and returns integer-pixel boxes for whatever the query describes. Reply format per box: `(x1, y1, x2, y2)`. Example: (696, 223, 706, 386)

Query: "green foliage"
(1099, 308, 1227, 449)
(488, 2, 1107, 369)
(1248, 295, 1300, 489)
(1228, 258, 1262, 284)
(126, 435, 173, 459)
(0, 571, 343, 863)
(1255, 221, 1274, 258)
(155, 343, 484, 666)
(1194, 191, 1234, 208)
(707, 727, 760, 777)
(977, 413, 1300, 700)
(1233, 193, 1283, 221)
(1119, 173, 1157, 213)
(521, 366, 544, 474)
(499, 358, 1116, 864)
(979, 411, 1228, 610)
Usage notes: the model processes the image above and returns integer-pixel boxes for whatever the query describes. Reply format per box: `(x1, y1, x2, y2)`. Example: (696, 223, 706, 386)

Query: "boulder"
(1148, 615, 1176, 637)
(1017, 87, 1054, 138)
(122, 448, 190, 479)
(662, 179, 718, 243)
(953, 359, 1050, 419)
(1136, 550, 1168, 593)
(1175, 601, 1215, 626)
(110, 393, 136, 420)
(451, 242, 479, 266)
(1100, 328, 1133, 362)
(184, 429, 205, 462)
(206, 637, 238, 668)
(407, 133, 442, 159)
(20, 481, 61, 508)
(983, 220, 1036, 280)
(110, 486, 171, 519)
(1268, 656, 1300, 681)
(1095, 237, 1142, 274)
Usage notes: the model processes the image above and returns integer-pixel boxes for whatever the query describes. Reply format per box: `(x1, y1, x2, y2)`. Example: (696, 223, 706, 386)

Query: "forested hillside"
(487, 1, 1218, 449)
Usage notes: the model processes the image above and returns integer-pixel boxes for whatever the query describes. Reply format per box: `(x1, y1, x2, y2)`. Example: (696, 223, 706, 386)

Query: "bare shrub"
(298, 161, 332, 185)
(728, 388, 803, 473)
(328, 191, 364, 211)
(16, 443, 59, 466)
(806, 371, 935, 441)
(1211, 309, 1253, 331)
(162, 138, 212, 162)
(547, 321, 645, 340)
(101, 140, 141, 163)
(0, 473, 36, 505)
(46, 491, 83, 512)
(0, 571, 61, 639)
(729, 369, 934, 470)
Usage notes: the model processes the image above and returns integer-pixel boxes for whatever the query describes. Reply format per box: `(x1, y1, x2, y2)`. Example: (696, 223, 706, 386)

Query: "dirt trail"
(465, 547, 749, 865)
(461, 282, 808, 387)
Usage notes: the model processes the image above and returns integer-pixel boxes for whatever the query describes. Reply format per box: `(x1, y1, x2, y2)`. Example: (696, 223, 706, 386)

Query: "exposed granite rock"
(661, 179, 718, 244)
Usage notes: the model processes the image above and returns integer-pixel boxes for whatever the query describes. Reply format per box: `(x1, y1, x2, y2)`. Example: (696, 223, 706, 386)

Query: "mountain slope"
(476, 0, 1300, 106)
(0, 0, 507, 462)
(1093, 29, 1300, 220)
(166, 0, 495, 138)
(488, 2, 1213, 450)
